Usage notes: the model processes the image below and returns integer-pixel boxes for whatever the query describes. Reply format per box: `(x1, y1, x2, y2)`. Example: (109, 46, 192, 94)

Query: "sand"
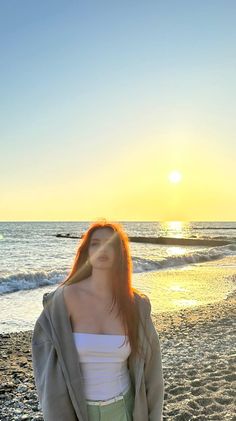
(154, 297, 236, 420)
(0, 293, 235, 420)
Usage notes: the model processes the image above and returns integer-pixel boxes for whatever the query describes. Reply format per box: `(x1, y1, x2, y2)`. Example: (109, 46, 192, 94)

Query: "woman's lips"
(98, 256, 109, 261)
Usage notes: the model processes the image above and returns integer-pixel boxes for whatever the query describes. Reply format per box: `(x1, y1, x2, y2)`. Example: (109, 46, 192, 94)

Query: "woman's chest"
(69, 299, 125, 335)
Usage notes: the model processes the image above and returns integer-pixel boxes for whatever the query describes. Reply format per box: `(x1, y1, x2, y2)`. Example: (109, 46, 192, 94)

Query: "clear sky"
(1, 0, 235, 221)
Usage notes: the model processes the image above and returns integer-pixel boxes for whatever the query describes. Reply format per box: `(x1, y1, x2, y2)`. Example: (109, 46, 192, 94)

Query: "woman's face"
(88, 228, 117, 269)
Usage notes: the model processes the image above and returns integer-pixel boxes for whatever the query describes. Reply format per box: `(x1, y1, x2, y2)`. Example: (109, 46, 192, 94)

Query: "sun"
(168, 170, 182, 183)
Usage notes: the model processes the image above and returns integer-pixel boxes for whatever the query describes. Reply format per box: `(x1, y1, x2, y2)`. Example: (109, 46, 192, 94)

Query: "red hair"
(59, 218, 149, 357)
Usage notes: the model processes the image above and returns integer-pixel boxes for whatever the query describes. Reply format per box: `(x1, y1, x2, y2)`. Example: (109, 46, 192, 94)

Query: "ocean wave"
(1, 243, 235, 295)
(0, 269, 67, 295)
(132, 243, 236, 273)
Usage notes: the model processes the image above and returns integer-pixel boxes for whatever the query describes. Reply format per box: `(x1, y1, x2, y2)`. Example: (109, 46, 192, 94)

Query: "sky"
(1, 0, 235, 221)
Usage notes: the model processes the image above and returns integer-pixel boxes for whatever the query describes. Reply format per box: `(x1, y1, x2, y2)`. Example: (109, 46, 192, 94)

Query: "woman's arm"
(31, 319, 78, 421)
(144, 314, 165, 421)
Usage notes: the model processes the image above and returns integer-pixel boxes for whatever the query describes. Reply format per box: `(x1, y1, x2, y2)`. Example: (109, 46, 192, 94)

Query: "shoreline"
(0, 296, 235, 420)
(132, 260, 236, 315)
(1, 257, 236, 333)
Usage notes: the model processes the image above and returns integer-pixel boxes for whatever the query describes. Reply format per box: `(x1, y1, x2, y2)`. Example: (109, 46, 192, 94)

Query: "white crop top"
(73, 332, 132, 400)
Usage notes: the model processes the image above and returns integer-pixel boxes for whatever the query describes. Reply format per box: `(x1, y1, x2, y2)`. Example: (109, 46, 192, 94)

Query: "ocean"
(0, 221, 236, 333)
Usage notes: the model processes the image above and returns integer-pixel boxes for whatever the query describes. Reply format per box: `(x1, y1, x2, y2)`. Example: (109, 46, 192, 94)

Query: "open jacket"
(31, 285, 164, 421)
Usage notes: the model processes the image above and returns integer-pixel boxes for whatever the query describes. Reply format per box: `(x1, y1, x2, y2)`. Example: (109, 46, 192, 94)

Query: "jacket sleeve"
(31, 319, 78, 421)
(144, 305, 165, 421)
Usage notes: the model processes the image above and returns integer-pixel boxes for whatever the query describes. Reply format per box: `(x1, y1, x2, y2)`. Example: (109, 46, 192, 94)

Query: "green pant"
(86, 386, 135, 421)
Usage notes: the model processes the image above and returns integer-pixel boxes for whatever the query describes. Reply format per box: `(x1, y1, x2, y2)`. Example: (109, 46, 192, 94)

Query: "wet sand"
(133, 259, 236, 314)
(0, 294, 235, 420)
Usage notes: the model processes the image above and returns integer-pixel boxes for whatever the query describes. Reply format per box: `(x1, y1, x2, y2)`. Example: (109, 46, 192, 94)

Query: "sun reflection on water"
(169, 284, 189, 292)
(172, 299, 198, 307)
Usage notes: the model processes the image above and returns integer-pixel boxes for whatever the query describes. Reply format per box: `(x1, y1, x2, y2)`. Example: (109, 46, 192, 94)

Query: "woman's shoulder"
(133, 288, 150, 302)
(133, 289, 151, 316)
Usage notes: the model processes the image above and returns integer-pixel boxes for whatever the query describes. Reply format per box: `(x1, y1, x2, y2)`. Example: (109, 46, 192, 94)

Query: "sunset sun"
(168, 171, 182, 184)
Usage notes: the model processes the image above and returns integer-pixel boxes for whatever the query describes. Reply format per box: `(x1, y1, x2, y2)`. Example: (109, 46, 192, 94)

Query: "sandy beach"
(0, 294, 235, 420)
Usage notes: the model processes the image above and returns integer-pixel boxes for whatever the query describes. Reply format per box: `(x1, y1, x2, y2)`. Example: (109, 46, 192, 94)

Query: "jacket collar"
(42, 286, 149, 420)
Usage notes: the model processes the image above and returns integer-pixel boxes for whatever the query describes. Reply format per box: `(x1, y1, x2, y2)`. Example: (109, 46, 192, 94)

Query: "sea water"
(0, 221, 236, 333)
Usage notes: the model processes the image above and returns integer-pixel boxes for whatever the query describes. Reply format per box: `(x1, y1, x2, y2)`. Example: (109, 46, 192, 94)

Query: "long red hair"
(59, 219, 149, 358)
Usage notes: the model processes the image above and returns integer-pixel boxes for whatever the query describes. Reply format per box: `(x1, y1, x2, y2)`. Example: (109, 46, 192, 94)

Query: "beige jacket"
(31, 286, 164, 420)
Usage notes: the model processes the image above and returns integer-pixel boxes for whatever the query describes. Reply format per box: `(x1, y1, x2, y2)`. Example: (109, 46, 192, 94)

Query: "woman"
(32, 219, 164, 421)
